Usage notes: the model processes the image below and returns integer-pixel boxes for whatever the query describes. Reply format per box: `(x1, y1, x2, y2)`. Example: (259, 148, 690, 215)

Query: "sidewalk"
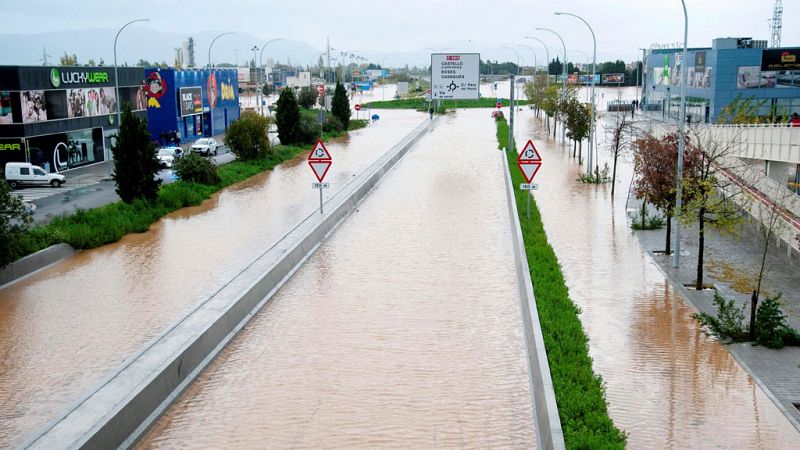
(629, 193, 800, 431)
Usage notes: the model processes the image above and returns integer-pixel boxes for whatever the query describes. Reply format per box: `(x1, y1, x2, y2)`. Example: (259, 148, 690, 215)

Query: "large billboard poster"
(738, 65, 800, 89)
(67, 87, 117, 118)
(179, 86, 202, 116)
(431, 53, 480, 100)
(602, 74, 625, 84)
(761, 48, 800, 71)
(21, 90, 47, 123)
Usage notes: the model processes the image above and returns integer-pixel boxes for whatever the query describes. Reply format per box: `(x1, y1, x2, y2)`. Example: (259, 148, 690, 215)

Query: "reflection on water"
(137, 110, 536, 448)
(0, 110, 426, 447)
(517, 96, 799, 448)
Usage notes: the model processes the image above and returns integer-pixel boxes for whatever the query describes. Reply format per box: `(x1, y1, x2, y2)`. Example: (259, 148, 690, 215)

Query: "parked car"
(4, 162, 66, 189)
(190, 138, 218, 156)
(157, 146, 184, 168)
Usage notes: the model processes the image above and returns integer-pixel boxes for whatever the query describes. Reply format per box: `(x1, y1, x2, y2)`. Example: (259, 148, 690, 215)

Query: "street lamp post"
(536, 28, 568, 142)
(114, 18, 150, 135)
(555, 12, 597, 175)
(516, 44, 537, 77)
(251, 46, 259, 110)
(258, 38, 283, 116)
(208, 32, 234, 68)
(674, 0, 689, 268)
(524, 36, 550, 87)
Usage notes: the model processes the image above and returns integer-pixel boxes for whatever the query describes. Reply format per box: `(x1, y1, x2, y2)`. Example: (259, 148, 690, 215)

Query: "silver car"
(157, 147, 183, 168)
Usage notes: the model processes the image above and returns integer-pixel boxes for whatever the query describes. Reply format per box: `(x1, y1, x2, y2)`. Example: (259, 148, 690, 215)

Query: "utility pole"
(39, 46, 52, 66)
(327, 37, 331, 83)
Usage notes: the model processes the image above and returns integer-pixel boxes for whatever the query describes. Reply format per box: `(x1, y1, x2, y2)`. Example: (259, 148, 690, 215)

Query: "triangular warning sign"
(308, 139, 332, 160)
(309, 160, 332, 182)
(517, 161, 541, 183)
(517, 140, 541, 162)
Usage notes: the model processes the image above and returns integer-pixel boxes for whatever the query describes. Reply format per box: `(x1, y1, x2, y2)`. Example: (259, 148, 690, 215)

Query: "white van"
(4, 162, 66, 189)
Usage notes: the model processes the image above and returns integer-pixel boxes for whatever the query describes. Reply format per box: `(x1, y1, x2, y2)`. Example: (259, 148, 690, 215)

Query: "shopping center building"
(0, 65, 147, 172)
(0, 65, 241, 173)
(643, 38, 800, 123)
(143, 68, 239, 144)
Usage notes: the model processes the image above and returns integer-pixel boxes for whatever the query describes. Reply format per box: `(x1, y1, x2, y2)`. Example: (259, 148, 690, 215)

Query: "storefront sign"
(50, 68, 110, 88)
(179, 86, 203, 116)
(0, 139, 23, 152)
(761, 48, 800, 71)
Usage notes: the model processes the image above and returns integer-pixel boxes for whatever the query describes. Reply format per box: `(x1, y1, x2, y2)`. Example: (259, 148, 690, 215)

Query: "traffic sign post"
(308, 139, 333, 214)
(354, 103, 361, 120)
(517, 140, 542, 219)
(496, 101, 503, 109)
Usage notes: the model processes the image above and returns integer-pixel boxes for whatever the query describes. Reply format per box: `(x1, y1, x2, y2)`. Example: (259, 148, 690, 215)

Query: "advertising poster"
(67, 88, 87, 117)
(21, 90, 47, 123)
(602, 74, 625, 84)
(179, 86, 203, 116)
(738, 65, 799, 89)
(0, 91, 14, 124)
(761, 48, 800, 71)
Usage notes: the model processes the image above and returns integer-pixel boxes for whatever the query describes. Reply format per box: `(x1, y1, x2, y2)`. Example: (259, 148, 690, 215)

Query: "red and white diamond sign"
(517, 140, 542, 184)
(308, 139, 332, 182)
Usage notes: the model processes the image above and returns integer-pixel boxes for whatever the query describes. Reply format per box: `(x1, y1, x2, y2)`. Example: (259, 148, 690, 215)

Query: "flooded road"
(0, 110, 426, 447)
(137, 109, 536, 448)
(516, 103, 800, 448)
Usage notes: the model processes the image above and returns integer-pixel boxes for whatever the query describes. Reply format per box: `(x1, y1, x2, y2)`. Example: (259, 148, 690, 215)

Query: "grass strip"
(365, 97, 532, 110)
(14, 122, 367, 261)
(496, 117, 626, 449)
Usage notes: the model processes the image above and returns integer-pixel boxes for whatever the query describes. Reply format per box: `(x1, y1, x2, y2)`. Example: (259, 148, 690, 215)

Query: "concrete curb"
(0, 243, 76, 288)
(500, 150, 566, 450)
(21, 118, 436, 450)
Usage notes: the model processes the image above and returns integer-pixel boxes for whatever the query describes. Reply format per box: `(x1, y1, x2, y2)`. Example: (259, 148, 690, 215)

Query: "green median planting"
(496, 116, 627, 449)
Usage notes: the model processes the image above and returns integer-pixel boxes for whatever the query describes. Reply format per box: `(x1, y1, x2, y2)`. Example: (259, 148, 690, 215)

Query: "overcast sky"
(4, 0, 798, 63)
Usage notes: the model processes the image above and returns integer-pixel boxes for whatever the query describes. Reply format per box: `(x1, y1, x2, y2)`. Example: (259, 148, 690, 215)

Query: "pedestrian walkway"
(629, 193, 800, 431)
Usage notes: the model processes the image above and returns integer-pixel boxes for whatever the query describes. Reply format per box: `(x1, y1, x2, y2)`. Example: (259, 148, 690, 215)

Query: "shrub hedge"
(496, 117, 627, 449)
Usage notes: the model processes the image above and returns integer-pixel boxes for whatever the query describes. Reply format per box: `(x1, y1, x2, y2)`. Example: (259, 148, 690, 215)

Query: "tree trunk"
(573, 140, 577, 157)
(665, 214, 672, 255)
(696, 208, 706, 290)
(611, 152, 619, 196)
(578, 140, 583, 165)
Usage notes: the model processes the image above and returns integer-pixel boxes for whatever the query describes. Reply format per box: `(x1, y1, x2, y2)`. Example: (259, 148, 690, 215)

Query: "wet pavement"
(514, 101, 799, 448)
(136, 109, 536, 448)
(0, 110, 426, 448)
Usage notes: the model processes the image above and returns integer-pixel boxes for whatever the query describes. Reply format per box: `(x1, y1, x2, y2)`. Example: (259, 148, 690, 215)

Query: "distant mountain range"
(0, 27, 582, 69)
(0, 28, 324, 68)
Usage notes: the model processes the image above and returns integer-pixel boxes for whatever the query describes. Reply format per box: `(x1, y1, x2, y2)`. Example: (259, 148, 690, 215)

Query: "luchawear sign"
(761, 48, 800, 71)
(431, 53, 480, 100)
(50, 68, 110, 88)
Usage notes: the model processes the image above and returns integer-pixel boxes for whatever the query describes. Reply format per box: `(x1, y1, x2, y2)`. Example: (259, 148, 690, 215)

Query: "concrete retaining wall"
(500, 150, 566, 450)
(22, 118, 436, 449)
(0, 243, 76, 288)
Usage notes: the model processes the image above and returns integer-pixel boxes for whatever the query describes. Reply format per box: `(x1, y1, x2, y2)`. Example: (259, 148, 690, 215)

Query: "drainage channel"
(134, 110, 538, 448)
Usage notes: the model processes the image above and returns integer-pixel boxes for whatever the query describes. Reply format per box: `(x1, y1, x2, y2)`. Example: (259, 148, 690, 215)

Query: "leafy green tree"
(59, 52, 78, 66)
(564, 97, 591, 165)
(679, 127, 744, 290)
(224, 111, 271, 160)
(331, 82, 351, 130)
(112, 105, 161, 203)
(274, 88, 301, 145)
(540, 84, 560, 135)
(633, 132, 700, 254)
(0, 181, 33, 268)
(297, 86, 318, 109)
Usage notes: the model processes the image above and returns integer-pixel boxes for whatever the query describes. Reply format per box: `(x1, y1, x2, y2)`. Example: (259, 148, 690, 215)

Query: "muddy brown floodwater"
(0, 110, 427, 447)
(136, 110, 536, 448)
(515, 99, 799, 448)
